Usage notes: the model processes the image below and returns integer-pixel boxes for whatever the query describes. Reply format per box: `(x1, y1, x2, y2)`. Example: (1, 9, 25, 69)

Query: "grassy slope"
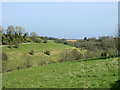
(2, 58, 118, 88)
(2, 41, 85, 72)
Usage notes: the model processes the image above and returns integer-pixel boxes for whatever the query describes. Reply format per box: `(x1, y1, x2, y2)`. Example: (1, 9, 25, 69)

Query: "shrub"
(48, 60, 56, 64)
(110, 80, 120, 88)
(71, 49, 83, 60)
(14, 42, 19, 48)
(36, 39, 41, 43)
(84, 51, 94, 59)
(41, 36, 45, 40)
(54, 39, 66, 44)
(59, 49, 73, 62)
(23, 40, 27, 43)
(38, 60, 46, 66)
(25, 56, 32, 68)
(27, 40, 31, 42)
(17, 66, 24, 70)
(44, 50, 50, 55)
(85, 48, 102, 59)
(8, 43, 12, 48)
(43, 39, 47, 43)
(64, 42, 68, 45)
(100, 51, 109, 59)
(2, 52, 8, 61)
(3, 40, 8, 45)
(29, 49, 34, 55)
(59, 49, 83, 62)
(33, 38, 41, 43)
(7, 69, 13, 72)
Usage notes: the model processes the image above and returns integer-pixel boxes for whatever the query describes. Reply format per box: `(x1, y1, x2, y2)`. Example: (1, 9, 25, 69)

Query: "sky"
(2, 2, 118, 39)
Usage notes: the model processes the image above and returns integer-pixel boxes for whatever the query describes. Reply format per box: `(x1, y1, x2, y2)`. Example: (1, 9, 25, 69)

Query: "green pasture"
(2, 58, 118, 88)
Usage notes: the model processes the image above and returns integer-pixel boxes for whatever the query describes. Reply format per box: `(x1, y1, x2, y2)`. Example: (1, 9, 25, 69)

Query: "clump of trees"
(1, 26, 50, 48)
(41, 36, 57, 40)
(30, 32, 48, 43)
(54, 39, 67, 44)
(30, 32, 39, 43)
(2, 26, 29, 46)
(59, 49, 83, 62)
(56, 36, 118, 59)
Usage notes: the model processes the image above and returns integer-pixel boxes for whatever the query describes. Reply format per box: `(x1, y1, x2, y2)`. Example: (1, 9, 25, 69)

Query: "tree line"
(55, 36, 119, 59)
(1, 26, 29, 46)
(1, 26, 59, 47)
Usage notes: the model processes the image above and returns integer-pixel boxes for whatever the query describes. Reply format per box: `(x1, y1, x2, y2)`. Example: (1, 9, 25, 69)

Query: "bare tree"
(15, 26, 25, 36)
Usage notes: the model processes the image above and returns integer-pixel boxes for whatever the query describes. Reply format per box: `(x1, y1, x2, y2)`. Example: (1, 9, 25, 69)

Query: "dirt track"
(0, 43, 31, 47)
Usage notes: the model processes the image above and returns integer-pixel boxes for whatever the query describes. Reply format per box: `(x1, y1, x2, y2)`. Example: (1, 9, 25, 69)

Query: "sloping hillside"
(2, 58, 118, 88)
(2, 41, 85, 72)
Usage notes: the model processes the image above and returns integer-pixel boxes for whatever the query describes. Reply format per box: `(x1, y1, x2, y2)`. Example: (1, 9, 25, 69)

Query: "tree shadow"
(110, 80, 120, 89)
(77, 57, 109, 62)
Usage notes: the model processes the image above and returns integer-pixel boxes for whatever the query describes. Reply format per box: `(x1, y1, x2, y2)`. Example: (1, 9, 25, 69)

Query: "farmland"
(66, 39, 77, 42)
(2, 57, 118, 88)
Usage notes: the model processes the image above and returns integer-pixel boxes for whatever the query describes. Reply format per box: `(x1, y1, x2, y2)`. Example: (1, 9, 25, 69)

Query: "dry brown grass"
(66, 40, 77, 42)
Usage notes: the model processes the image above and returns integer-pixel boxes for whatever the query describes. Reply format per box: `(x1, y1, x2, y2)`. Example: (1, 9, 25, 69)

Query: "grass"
(2, 41, 86, 72)
(2, 58, 118, 88)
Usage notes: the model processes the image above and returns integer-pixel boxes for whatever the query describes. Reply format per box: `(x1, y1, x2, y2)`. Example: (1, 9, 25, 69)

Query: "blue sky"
(2, 2, 118, 39)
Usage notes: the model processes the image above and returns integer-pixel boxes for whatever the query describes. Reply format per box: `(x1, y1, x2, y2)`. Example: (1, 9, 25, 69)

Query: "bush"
(54, 39, 66, 44)
(44, 50, 50, 55)
(48, 60, 56, 64)
(59, 49, 83, 62)
(99, 56, 107, 59)
(59, 49, 73, 62)
(33, 38, 41, 43)
(27, 40, 31, 42)
(7, 69, 13, 72)
(38, 60, 46, 66)
(14, 42, 19, 48)
(110, 80, 120, 88)
(2, 52, 8, 61)
(23, 40, 27, 43)
(29, 49, 34, 55)
(17, 66, 24, 70)
(8, 43, 12, 48)
(100, 51, 109, 59)
(84, 51, 93, 59)
(71, 49, 83, 60)
(64, 42, 68, 45)
(3, 40, 8, 45)
(43, 39, 47, 43)
(41, 36, 45, 40)
(25, 56, 32, 68)
(84, 48, 102, 59)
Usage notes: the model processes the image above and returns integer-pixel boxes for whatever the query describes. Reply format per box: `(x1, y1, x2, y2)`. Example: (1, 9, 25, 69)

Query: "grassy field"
(2, 41, 86, 72)
(2, 58, 118, 88)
